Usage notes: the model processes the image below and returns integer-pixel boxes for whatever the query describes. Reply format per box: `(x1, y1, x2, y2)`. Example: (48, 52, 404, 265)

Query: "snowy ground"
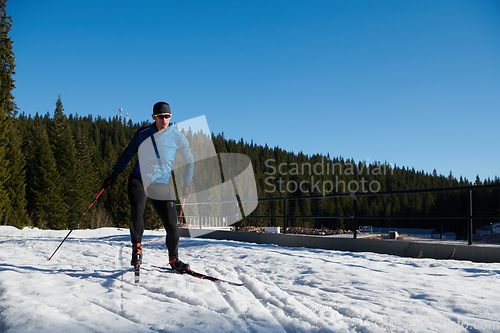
(0, 226, 499, 333)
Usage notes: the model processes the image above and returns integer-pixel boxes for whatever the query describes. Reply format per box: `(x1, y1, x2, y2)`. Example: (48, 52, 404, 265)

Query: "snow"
(1, 226, 499, 333)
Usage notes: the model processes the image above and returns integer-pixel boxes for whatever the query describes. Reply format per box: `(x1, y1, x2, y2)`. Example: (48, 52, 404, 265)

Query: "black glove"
(103, 173, 118, 189)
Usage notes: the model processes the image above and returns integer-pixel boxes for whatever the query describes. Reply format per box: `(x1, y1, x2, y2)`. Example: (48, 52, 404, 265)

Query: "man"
(102, 102, 194, 272)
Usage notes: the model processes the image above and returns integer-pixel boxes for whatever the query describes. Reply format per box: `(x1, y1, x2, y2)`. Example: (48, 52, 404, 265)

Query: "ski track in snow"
(0, 226, 500, 332)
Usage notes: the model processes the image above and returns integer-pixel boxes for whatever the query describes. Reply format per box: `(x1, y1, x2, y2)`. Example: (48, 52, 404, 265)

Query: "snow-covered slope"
(1, 226, 499, 332)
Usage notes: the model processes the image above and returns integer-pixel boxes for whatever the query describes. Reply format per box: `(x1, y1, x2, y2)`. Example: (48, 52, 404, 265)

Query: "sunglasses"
(154, 113, 171, 120)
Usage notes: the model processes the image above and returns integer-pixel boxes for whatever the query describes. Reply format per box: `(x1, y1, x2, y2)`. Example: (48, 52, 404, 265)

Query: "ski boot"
(169, 257, 190, 273)
(131, 242, 143, 266)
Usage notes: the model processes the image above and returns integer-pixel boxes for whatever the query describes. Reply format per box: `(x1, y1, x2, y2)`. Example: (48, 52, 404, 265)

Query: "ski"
(134, 264, 140, 283)
(151, 265, 244, 286)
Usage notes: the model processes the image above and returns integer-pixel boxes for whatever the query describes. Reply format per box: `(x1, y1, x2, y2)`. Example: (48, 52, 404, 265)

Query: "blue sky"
(8, 0, 500, 182)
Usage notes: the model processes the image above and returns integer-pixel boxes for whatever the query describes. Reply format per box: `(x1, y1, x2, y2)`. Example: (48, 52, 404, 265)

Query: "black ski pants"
(127, 174, 179, 260)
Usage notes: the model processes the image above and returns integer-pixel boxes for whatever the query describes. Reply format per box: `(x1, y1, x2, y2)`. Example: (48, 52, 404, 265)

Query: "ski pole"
(178, 185, 189, 224)
(47, 188, 105, 260)
(178, 198, 186, 224)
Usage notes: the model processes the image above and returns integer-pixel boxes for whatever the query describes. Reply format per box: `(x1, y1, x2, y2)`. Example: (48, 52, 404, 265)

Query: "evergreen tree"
(74, 125, 99, 228)
(301, 198, 313, 228)
(289, 200, 300, 228)
(3, 119, 29, 227)
(48, 95, 77, 226)
(22, 114, 36, 211)
(0, 110, 8, 220)
(50, 95, 76, 179)
(0, 0, 14, 116)
(0, 0, 16, 218)
(29, 127, 67, 229)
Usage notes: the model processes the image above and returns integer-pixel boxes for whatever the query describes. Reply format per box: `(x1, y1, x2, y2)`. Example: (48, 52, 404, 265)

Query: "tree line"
(1, 0, 498, 237)
(212, 134, 500, 237)
(2, 97, 499, 237)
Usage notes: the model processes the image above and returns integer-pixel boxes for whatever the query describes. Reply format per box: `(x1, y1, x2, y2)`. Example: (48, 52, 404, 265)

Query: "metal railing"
(249, 184, 500, 245)
(178, 184, 500, 245)
(184, 216, 231, 229)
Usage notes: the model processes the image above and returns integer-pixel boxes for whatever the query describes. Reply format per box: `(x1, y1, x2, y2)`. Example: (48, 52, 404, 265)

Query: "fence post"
(352, 194, 357, 239)
(283, 198, 287, 234)
(468, 189, 473, 245)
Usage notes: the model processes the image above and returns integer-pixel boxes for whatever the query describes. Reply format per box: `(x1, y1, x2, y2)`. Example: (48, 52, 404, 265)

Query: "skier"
(102, 101, 194, 273)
